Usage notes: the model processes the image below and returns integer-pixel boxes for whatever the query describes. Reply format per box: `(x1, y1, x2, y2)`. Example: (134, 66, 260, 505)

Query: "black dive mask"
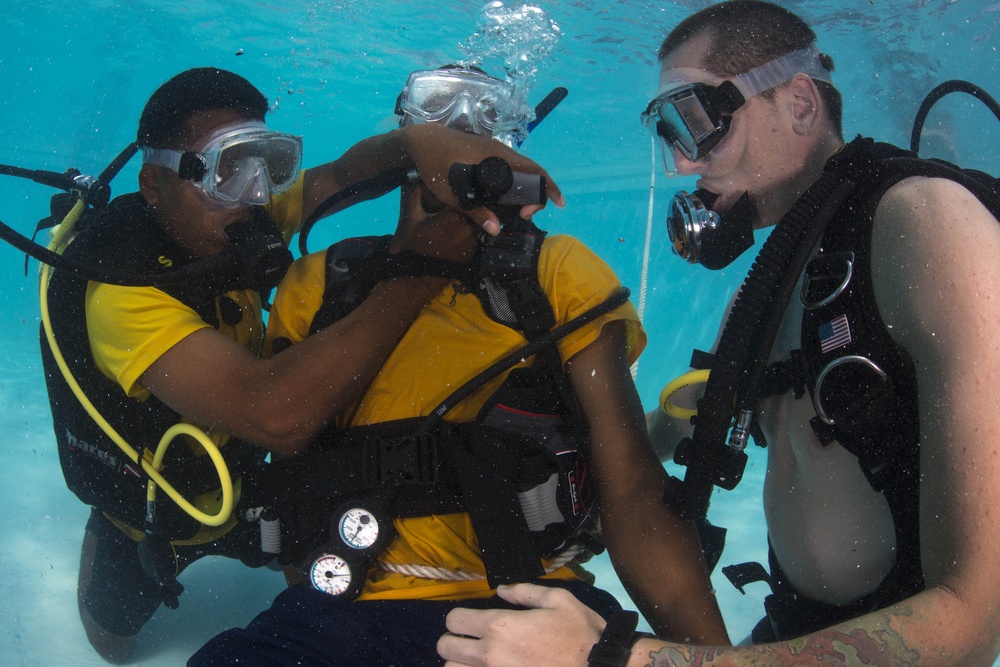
(223, 218, 293, 295)
(667, 189, 756, 270)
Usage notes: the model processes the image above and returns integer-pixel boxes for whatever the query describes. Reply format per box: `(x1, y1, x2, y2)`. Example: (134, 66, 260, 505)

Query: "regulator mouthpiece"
(667, 189, 756, 270)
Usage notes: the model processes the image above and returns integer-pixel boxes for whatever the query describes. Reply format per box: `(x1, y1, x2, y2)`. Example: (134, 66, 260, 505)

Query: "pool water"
(1, 0, 998, 664)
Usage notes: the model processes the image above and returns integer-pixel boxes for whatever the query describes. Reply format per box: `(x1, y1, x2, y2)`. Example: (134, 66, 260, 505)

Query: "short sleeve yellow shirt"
(267, 233, 646, 600)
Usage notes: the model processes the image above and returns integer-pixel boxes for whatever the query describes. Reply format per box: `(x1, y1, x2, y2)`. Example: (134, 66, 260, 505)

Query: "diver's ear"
(138, 163, 161, 206)
(787, 73, 822, 136)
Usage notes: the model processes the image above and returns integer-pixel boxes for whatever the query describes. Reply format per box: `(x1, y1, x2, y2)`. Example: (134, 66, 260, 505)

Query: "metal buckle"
(812, 355, 888, 425)
(801, 251, 855, 310)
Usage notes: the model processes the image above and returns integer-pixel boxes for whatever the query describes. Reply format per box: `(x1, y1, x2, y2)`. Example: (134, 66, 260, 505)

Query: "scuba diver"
(437, 2, 1000, 666)
(27, 66, 562, 663)
(189, 64, 728, 666)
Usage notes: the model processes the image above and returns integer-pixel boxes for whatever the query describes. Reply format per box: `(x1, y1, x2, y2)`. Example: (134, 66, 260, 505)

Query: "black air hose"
(670, 156, 861, 520)
(298, 167, 413, 255)
(910, 80, 1000, 156)
(739, 179, 857, 415)
(695, 170, 848, 449)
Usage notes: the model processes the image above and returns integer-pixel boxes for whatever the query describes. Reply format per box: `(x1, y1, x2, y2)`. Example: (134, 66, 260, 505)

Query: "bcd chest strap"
(240, 363, 599, 588)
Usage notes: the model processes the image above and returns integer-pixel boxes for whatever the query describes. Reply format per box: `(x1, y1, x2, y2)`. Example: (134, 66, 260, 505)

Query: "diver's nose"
(446, 94, 479, 134)
(237, 158, 271, 205)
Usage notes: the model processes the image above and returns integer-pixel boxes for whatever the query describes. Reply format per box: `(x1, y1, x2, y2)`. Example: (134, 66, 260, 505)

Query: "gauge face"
(339, 507, 381, 550)
(310, 554, 352, 596)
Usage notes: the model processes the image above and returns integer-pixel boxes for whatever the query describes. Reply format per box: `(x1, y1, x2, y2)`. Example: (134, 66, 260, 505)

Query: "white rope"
(373, 542, 586, 582)
(630, 134, 657, 380)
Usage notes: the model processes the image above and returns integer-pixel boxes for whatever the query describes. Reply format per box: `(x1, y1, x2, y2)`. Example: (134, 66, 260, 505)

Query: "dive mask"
(668, 189, 756, 270)
(142, 120, 303, 207)
(642, 45, 833, 175)
(396, 68, 532, 140)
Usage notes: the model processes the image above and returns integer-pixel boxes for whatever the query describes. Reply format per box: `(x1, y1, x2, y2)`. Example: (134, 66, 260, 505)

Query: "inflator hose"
(415, 287, 632, 436)
(298, 167, 414, 255)
(739, 179, 857, 418)
(911, 80, 1000, 156)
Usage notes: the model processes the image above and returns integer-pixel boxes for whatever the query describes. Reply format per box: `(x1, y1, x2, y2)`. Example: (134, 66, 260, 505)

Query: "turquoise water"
(1, 0, 998, 664)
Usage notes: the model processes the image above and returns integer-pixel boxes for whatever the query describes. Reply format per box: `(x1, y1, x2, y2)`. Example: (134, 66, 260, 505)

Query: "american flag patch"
(819, 313, 852, 353)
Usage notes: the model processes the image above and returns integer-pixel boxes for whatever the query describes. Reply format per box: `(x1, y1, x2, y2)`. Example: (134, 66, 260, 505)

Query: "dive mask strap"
(731, 44, 833, 100)
(709, 81, 747, 117)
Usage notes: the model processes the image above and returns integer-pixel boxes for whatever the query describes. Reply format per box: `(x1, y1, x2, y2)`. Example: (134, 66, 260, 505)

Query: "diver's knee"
(78, 597, 137, 664)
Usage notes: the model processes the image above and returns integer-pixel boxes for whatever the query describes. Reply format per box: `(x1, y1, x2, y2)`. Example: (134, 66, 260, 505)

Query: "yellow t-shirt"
(266, 233, 646, 600)
(82, 173, 305, 542)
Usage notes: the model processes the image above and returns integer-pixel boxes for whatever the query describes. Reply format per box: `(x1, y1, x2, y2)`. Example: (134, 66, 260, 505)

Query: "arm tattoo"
(643, 620, 920, 666)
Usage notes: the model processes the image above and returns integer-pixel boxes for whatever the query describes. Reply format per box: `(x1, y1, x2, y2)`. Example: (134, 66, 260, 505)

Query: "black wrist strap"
(588, 609, 639, 667)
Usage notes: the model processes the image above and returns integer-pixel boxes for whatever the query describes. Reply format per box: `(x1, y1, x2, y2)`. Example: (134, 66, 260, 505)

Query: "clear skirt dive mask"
(142, 120, 303, 207)
(641, 45, 834, 175)
(395, 68, 532, 140)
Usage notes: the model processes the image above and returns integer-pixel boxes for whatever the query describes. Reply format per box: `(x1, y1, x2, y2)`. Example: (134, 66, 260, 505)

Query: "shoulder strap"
(307, 234, 475, 336)
(475, 219, 555, 339)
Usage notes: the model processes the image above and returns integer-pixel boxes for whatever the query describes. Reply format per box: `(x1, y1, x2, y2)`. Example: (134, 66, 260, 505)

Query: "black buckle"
(480, 232, 537, 276)
(363, 435, 439, 487)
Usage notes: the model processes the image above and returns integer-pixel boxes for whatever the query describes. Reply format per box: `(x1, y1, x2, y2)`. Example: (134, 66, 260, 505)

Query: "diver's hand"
(438, 583, 605, 667)
(397, 124, 564, 236)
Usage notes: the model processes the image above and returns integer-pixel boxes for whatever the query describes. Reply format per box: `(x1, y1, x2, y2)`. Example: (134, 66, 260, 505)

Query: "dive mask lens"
(205, 128, 303, 205)
(399, 69, 527, 138)
(214, 134, 303, 196)
(642, 83, 734, 174)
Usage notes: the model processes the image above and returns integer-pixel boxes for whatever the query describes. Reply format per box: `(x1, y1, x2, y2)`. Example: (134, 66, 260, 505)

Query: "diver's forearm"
(631, 587, 992, 667)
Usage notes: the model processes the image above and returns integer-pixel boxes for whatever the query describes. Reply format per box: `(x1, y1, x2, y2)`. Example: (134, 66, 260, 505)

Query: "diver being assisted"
(189, 62, 728, 666)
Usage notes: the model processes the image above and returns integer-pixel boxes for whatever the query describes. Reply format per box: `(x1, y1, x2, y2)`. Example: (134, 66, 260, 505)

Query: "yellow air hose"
(659, 368, 710, 420)
(38, 198, 234, 527)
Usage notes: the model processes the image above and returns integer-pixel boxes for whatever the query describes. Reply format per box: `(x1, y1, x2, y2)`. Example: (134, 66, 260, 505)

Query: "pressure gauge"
(309, 554, 354, 597)
(305, 497, 396, 599)
(338, 506, 382, 550)
(332, 499, 395, 554)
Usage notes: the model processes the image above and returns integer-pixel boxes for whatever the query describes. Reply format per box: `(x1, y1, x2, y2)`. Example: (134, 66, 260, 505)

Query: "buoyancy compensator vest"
(40, 192, 276, 539)
(712, 136, 1000, 640)
(246, 219, 629, 593)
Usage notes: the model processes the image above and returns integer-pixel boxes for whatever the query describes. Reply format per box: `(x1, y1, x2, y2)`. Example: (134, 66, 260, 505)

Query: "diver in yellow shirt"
(189, 65, 726, 666)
